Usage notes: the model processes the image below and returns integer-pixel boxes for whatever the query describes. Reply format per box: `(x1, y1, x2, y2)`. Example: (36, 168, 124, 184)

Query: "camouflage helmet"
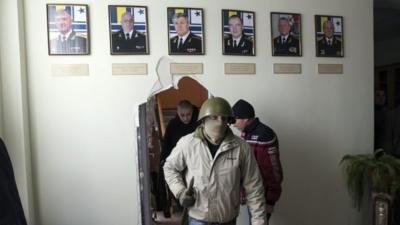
(198, 97, 235, 123)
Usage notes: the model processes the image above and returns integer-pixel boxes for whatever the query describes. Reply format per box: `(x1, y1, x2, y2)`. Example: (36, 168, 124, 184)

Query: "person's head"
(278, 17, 291, 36)
(198, 97, 234, 141)
(55, 10, 72, 34)
(228, 15, 244, 39)
(232, 99, 255, 131)
(177, 100, 194, 124)
(173, 13, 190, 37)
(322, 20, 334, 38)
(120, 12, 134, 33)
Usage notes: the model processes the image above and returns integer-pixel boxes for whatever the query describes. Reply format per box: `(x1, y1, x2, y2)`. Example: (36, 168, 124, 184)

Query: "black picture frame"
(315, 15, 344, 57)
(270, 12, 302, 57)
(222, 9, 256, 56)
(46, 4, 90, 55)
(108, 5, 149, 55)
(167, 7, 205, 55)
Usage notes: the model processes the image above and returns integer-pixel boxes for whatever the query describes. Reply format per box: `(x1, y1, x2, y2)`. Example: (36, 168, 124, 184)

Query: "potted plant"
(340, 149, 400, 225)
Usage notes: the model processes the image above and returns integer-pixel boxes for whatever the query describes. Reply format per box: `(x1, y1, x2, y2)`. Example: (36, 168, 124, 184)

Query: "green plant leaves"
(340, 151, 400, 210)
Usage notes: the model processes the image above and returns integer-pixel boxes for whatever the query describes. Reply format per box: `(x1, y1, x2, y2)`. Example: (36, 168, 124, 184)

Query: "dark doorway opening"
(374, 0, 400, 224)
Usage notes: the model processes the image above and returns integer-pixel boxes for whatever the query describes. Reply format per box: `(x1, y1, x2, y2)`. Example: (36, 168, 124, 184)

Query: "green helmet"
(198, 97, 234, 123)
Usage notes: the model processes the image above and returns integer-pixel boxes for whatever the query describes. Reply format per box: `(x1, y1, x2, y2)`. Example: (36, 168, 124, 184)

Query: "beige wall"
(1, 0, 373, 224)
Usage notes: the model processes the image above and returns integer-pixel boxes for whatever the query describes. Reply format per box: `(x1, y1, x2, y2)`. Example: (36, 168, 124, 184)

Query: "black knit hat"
(232, 99, 255, 119)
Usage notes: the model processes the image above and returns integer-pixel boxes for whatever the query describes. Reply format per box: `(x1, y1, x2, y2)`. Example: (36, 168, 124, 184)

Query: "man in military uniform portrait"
(223, 15, 254, 55)
(111, 12, 147, 54)
(317, 20, 343, 57)
(272, 17, 300, 56)
(169, 13, 203, 54)
(50, 9, 88, 55)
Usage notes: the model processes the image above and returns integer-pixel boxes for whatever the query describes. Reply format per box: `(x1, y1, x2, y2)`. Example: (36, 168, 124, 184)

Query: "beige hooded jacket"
(164, 127, 267, 224)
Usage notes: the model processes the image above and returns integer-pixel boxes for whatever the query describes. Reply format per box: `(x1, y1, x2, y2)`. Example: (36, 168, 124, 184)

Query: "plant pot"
(373, 192, 391, 225)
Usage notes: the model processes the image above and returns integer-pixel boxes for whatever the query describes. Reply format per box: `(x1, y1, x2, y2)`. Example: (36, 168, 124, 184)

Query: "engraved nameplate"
(224, 63, 256, 75)
(318, 64, 343, 74)
(51, 64, 89, 76)
(273, 63, 302, 74)
(170, 63, 203, 74)
(112, 63, 148, 75)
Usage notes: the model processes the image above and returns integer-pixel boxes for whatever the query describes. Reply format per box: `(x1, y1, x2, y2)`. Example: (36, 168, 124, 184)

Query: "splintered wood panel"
(156, 77, 208, 109)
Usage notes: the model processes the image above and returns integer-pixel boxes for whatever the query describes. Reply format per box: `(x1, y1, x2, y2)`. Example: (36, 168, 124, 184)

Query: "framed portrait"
(315, 15, 344, 57)
(222, 9, 255, 56)
(108, 5, 149, 55)
(167, 7, 205, 55)
(270, 12, 302, 56)
(46, 4, 90, 55)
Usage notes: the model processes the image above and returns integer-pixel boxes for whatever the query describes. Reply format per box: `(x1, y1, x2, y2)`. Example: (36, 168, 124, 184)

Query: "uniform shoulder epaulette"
(191, 34, 201, 40)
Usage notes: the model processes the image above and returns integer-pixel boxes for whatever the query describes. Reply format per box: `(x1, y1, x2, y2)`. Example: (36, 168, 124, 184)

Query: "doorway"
(136, 76, 209, 225)
(374, 0, 400, 224)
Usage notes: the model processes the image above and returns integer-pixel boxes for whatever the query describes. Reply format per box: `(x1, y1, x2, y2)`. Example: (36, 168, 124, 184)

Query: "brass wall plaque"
(112, 63, 148, 75)
(224, 63, 256, 75)
(51, 64, 89, 76)
(273, 63, 302, 74)
(318, 64, 343, 74)
(170, 63, 203, 74)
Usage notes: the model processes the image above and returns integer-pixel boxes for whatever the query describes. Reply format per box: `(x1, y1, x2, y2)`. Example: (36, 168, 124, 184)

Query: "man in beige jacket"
(164, 97, 267, 225)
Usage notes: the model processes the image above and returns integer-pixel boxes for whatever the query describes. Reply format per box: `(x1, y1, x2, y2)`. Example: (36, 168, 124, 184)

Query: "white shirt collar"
(177, 31, 190, 44)
(59, 30, 72, 41)
(232, 35, 242, 44)
(125, 30, 133, 39)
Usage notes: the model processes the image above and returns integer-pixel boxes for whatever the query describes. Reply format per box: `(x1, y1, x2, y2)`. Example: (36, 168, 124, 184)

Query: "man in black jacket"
(224, 15, 254, 55)
(273, 17, 300, 56)
(158, 100, 199, 218)
(0, 138, 27, 225)
(111, 12, 147, 53)
(50, 10, 87, 54)
(169, 14, 202, 54)
(317, 20, 342, 57)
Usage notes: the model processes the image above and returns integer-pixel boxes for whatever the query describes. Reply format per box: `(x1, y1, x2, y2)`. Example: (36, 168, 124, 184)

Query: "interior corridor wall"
(21, 0, 373, 224)
(0, 0, 34, 224)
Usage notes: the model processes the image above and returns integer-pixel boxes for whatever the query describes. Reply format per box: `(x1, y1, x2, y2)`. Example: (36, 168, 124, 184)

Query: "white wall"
(3, 0, 374, 224)
(0, 0, 35, 224)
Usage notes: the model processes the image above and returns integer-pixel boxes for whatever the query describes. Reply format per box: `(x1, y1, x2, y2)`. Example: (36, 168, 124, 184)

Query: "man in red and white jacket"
(232, 99, 283, 222)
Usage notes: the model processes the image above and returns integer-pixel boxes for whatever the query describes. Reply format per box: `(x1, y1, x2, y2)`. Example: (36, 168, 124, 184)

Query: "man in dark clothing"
(232, 99, 283, 222)
(169, 13, 203, 54)
(317, 20, 342, 57)
(223, 15, 254, 55)
(111, 12, 147, 53)
(160, 100, 199, 163)
(272, 17, 300, 56)
(158, 100, 199, 218)
(50, 10, 87, 54)
(0, 138, 27, 225)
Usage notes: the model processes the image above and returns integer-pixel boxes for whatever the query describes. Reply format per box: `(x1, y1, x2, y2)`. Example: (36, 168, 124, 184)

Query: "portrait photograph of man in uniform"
(271, 12, 301, 56)
(315, 15, 344, 57)
(222, 10, 255, 56)
(47, 4, 89, 55)
(109, 6, 149, 55)
(167, 8, 204, 55)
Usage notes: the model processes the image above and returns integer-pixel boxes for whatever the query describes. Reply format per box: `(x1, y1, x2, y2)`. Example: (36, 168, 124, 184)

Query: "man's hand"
(179, 178, 195, 208)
